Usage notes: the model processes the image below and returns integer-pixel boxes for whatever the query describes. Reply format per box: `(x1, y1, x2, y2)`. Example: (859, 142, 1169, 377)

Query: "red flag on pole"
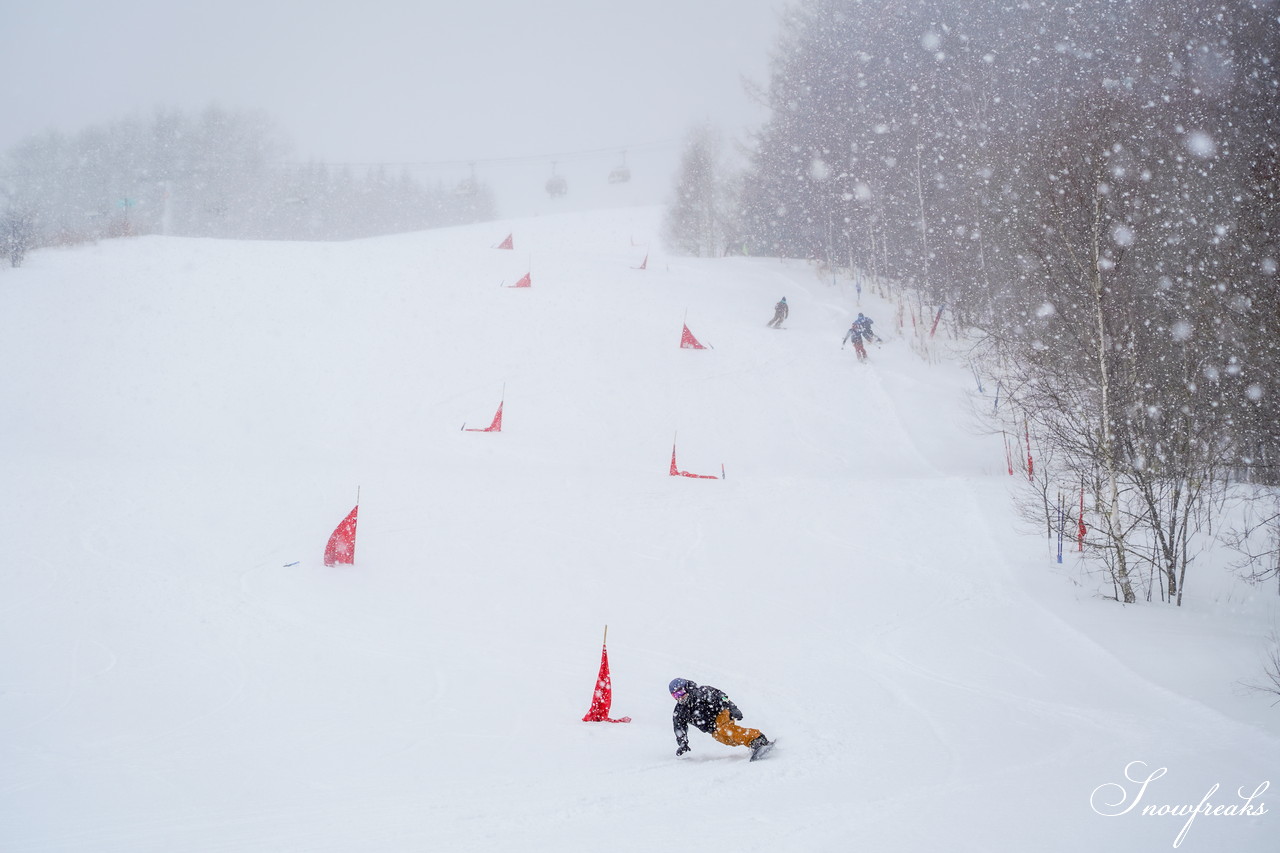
(582, 628, 631, 723)
(507, 272, 531, 288)
(670, 443, 720, 479)
(679, 324, 706, 349)
(323, 505, 359, 566)
(495, 233, 513, 250)
(464, 400, 504, 432)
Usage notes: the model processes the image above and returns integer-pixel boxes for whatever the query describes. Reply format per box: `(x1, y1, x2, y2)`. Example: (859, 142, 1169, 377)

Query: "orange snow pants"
(711, 708, 761, 747)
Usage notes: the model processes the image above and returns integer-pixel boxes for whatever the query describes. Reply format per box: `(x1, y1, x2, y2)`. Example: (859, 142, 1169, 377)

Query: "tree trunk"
(1089, 193, 1136, 603)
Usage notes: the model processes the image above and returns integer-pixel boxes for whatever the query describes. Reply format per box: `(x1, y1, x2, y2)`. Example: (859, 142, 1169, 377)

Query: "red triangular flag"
(496, 233, 513, 250)
(679, 324, 706, 349)
(465, 400, 503, 432)
(670, 444, 719, 479)
(582, 644, 631, 723)
(323, 505, 359, 566)
(508, 272, 531, 288)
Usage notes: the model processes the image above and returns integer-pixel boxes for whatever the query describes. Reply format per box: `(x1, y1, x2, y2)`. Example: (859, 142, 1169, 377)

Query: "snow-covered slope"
(1, 208, 1275, 851)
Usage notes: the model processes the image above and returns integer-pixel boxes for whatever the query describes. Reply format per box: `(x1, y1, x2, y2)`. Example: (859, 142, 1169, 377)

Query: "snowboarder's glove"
(676, 745, 690, 756)
(730, 708, 743, 721)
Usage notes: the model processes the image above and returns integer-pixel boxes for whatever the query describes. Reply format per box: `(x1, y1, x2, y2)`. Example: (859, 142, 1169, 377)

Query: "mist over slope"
(0, 207, 1275, 852)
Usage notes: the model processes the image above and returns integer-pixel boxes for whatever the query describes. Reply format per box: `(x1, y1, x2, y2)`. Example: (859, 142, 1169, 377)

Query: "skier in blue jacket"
(854, 312, 880, 343)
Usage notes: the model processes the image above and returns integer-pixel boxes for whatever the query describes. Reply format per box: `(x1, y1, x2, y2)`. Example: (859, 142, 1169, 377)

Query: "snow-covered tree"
(664, 122, 735, 258)
(739, 0, 1280, 602)
(1, 104, 497, 248)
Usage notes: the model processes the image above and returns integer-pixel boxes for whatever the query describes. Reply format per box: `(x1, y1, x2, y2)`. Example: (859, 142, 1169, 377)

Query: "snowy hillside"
(1, 207, 1276, 852)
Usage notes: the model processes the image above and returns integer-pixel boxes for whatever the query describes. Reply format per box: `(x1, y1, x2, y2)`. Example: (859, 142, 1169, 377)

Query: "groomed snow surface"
(1, 207, 1276, 851)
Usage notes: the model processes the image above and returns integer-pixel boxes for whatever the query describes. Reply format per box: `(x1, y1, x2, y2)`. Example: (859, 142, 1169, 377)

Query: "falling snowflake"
(1185, 131, 1217, 158)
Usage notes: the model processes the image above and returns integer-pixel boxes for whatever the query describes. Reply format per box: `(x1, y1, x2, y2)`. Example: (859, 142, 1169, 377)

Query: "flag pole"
(603, 624, 608, 648)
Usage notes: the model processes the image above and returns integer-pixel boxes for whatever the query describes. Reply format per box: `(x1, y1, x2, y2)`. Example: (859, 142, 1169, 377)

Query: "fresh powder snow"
(0, 206, 1276, 851)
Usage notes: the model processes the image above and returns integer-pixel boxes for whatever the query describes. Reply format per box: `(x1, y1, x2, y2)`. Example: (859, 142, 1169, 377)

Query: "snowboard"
(750, 738, 777, 761)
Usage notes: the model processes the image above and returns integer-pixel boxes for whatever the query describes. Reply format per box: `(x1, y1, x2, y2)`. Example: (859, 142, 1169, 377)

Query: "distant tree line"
(0, 104, 495, 260)
(666, 0, 1280, 606)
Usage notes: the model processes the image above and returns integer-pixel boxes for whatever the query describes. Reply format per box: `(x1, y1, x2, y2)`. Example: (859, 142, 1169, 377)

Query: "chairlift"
(608, 150, 631, 184)
(456, 162, 480, 197)
(545, 162, 568, 198)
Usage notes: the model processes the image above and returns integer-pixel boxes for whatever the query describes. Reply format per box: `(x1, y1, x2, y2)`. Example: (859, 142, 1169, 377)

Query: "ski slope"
(1, 207, 1276, 851)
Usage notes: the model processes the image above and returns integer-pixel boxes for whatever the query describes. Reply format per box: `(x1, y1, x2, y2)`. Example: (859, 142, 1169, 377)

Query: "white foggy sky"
(2, 0, 783, 215)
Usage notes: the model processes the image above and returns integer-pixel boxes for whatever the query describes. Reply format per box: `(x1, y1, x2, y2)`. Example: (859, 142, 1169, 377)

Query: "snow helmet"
(857, 312, 865, 320)
(669, 678, 694, 699)
(781, 296, 787, 302)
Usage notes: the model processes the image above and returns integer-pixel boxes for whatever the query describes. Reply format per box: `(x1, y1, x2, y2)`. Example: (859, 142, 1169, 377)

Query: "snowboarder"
(843, 320, 869, 362)
(669, 678, 773, 760)
(855, 312, 880, 343)
(767, 297, 788, 328)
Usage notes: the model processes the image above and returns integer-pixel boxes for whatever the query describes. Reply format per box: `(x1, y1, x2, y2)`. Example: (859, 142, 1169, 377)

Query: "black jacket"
(673, 683, 742, 749)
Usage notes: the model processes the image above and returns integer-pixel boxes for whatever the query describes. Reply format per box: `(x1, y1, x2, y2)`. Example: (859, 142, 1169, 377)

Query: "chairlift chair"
(456, 162, 480, 197)
(545, 162, 568, 198)
(608, 150, 631, 184)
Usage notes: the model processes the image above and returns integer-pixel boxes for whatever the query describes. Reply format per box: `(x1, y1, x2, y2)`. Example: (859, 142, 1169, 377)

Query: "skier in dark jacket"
(854, 312, 880, 343)
(767, 297, 789, 328)
(669, 678, 772, 758)
(843, 321, 869, 361)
